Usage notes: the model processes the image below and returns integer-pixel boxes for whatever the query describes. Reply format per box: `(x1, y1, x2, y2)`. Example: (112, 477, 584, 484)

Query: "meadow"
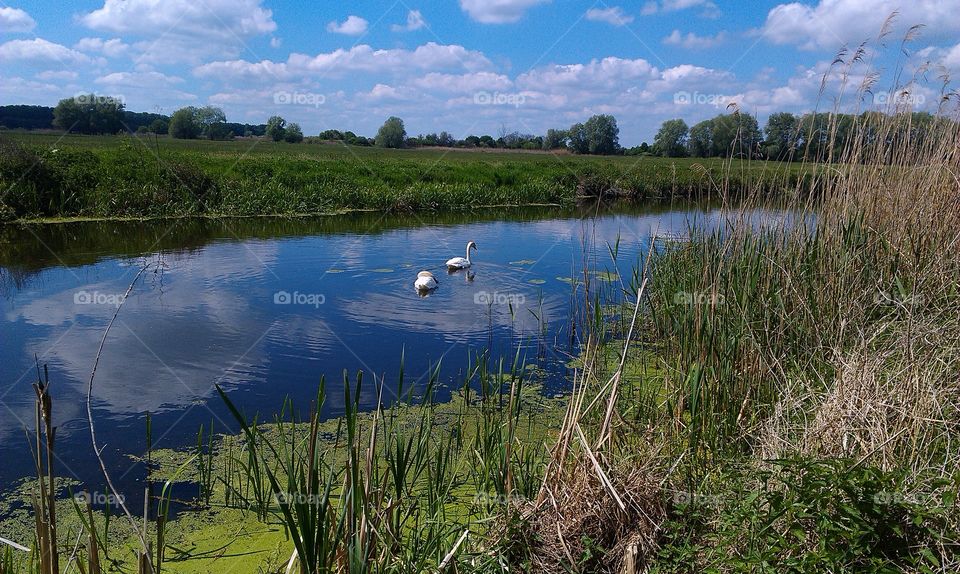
(0, 132, 809, 222)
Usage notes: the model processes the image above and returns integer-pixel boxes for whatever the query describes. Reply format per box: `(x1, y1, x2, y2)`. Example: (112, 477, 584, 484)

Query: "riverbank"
(0, 133, 810, 222)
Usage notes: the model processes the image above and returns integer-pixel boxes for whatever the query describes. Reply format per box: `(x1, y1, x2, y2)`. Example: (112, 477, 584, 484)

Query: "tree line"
(650, 110, 948, 162)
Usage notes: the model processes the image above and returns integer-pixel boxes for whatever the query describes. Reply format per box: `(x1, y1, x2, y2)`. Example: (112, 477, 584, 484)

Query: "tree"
(169, 106, 201, 139)
(688, 120, 714, 157)
(284, 122, 304, 143)
(652, 118, 689, 157)
(763, 112, 798, 160)
(148, 118, 169, 134)
(53, 95, 125, 134)
(711, 112, 761, 158)
(542, 128, 567, 150)
(266, 116, 287, 141)
(567, 123, 588, 154)
(375, 116, 406, 148)
(583, 114, 620, 155)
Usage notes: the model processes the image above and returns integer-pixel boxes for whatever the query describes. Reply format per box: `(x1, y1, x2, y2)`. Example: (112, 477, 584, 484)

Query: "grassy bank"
(0, 132, 809, 222)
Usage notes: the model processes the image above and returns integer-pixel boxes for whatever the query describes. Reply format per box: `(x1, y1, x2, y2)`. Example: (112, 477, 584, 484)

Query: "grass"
(0, 132, 811, 222)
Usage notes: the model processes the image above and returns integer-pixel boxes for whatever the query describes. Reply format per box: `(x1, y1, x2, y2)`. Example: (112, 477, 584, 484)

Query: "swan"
(446, 241, 477, 270)
(414, 270, 439, 292)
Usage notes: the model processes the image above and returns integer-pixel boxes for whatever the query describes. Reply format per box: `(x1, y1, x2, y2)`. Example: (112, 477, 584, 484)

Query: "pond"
(0, 203, 748, 498)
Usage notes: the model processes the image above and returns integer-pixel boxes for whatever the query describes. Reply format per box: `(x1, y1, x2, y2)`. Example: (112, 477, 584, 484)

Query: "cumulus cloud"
(0, 38, 90, 66)
(0, 6, 36, 32)
(642, 0, 721, 18)
(585, 7, 634, 26)
(95, 71, 184, 86)
(760, 0, 960, 51)
(194, 43, 493, 83)
(663, 29, 727, 49)
(80, 0, 276, 63)
(327, 15, 368, 36)
(74, 37, 130, 58)
(392, 10, 426, 32)
(459, 0, 549, 24)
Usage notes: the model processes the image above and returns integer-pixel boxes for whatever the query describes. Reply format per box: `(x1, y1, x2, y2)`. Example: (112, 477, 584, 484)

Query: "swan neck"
(465, 245, 472, 263)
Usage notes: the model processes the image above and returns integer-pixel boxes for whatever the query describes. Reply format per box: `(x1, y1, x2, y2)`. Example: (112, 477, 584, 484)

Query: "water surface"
(0, 203, 744, 497)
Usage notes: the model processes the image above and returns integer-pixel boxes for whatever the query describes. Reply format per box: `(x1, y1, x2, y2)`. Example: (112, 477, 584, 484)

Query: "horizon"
(1, 1, 959, 146)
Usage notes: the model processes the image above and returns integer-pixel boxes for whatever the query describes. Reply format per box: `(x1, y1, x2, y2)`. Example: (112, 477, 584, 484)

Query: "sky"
(1, 0, 959, 145)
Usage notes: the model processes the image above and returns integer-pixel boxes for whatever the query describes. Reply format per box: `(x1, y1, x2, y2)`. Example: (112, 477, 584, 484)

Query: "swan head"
(467, 241, 477, 252)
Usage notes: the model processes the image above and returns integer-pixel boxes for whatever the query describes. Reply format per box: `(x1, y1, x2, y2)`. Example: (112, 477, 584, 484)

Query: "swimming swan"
(446, 241, 477, 270)
(414, 270, 439, 291)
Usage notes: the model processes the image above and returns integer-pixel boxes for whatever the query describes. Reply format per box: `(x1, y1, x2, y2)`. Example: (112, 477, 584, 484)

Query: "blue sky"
(1, 0, 959, 144)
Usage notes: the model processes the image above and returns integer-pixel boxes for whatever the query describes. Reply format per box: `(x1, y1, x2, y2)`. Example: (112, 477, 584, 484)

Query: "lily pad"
(527, 279, 546, 285)
(510, 259, 537, 266)
(592, 271, 619, 282)
(371, 268, 394, 273)
(556, 276, 574, 284)
(326, 268, 345, 274)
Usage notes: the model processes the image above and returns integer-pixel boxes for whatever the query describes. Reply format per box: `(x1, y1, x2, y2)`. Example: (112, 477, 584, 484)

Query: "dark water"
(0, 203, 755, 500)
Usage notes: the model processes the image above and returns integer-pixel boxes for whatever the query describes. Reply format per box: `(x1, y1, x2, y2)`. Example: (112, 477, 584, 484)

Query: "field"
(0, 132, 809, 222)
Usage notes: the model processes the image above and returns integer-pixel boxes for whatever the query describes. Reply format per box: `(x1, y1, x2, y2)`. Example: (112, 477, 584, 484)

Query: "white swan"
(446, 241, 477, 270)
(414, 270, 439, 292)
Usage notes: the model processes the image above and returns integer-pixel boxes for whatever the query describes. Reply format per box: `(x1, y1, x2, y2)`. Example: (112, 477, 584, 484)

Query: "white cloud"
(760, 0, 960, 51)
(517, 57, 658, 90)
(410, 71, 513, 93)
(270, 37, 282, 48)
(81, 0, 276, 63)
(74, 37, 129, 58)
(663, 29, 726, 49)
(0, 38, 90, 66)
(327, 15, 368, 36)
(642, 0, 721, 18)
(195, 43, 493, 83)
(392, 10, 426, 32)
(95, 71, 184, 86)
(585, 7, 634, 26)
(459, 0, 549, 24)
(0, 6, 36, 32)
(36, 70, 79, 81)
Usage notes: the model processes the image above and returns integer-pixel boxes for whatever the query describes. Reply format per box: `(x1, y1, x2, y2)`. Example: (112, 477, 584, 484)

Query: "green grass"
(0, 132, 810, 222)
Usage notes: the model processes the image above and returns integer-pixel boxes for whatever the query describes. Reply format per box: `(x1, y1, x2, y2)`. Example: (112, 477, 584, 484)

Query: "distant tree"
(437, 131, 456, 147)
(284, 122, 304, 143)
(711, 112, 762, 158)
(205, 122, 233, 140)
(567, 123, 588, 154)
(478, 135, 496, 148)
(148, 118, 169, 134)
(583, 114, 620, 154)
(53, 94, 125, 134)
(761, 112, 798, 160)
(688, 119, 714, 157)
(319, 129, 344, 140)
(266, 116, 287, 141)
(169, 107, 202, 139)
(652, 118, 689, 157)
(542, 128, 567, 150)
(464, 135, 481, 147)
(375, 116, 406, 148)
